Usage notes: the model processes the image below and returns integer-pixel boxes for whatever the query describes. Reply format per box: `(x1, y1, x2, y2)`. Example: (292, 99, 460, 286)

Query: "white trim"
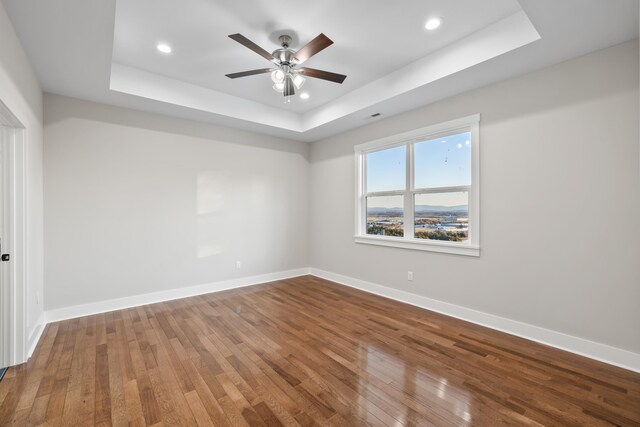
(27, 312, 45, 358)
(13, 129, 28, 365)
(0, 127, 11, 369)
(365, 189, 406, 197)
(354, 114, 480, 257)
(412, 185, 470, 195)
(354, 114, 480, 153)
(308, 268, 640, 373)
(25, 267, 640, 373)
(469, 120, 480, 248)
(354, 235, 480, 256)
(0, 100, 29, 366)
(45, 268, 310, 323)
(403, 143, 414, 239)
(354, 152, 365, 236)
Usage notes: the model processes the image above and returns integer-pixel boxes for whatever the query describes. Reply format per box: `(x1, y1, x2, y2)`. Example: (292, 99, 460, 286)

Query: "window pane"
(414, 192, 468, 243)
(414, 132, 471, 189)
(366, 146, 406, 192)
(367, 195, 404, 237)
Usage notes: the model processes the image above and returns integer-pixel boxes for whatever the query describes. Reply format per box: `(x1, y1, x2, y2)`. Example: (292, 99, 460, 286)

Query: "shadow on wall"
(43, 93, 310, 159)
(0, 4, 43, 128)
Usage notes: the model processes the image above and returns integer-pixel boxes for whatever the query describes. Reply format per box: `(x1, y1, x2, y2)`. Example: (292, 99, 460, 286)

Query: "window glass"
(414, 192, 468, 243)
(355, 116, 479, 255)
(366, 146, 406, 192)
(414, 132, 471, 189)
(366, 195, 404, 237)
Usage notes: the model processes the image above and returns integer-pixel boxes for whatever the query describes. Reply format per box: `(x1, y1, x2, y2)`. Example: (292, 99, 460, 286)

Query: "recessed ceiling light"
(156, 43, 172, 54)
(300, 92, 310, 100)
(425, 17, 442, 31)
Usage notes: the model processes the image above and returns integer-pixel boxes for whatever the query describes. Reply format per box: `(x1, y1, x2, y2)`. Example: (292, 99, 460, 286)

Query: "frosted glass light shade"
(293, 74, 305, 89)
(271, 70, 285, 83)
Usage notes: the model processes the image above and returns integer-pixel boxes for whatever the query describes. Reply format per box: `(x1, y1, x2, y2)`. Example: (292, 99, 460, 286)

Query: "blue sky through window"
(365, 132, 471, 209)
(366, 145, 406, 192)
(415, 132, 471, 188)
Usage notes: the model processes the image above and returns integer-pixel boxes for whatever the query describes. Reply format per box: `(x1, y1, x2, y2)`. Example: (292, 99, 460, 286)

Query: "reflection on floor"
(1, 275, 639, 425)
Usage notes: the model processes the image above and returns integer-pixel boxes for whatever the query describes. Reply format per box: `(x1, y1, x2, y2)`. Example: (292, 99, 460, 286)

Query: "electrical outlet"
(236, 261, 242, 269)
(407, 271, 414, 281)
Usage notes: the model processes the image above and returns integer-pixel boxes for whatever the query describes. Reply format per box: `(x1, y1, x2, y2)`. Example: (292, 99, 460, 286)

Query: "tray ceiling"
(3, 0, 638, 141)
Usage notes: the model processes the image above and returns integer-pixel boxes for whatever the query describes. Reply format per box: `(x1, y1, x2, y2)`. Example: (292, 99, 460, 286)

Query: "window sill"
(354, 235, 480, 257)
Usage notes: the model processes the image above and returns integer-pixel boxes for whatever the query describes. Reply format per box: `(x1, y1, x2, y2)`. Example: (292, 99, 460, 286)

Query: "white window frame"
(354, 114, 480, 257)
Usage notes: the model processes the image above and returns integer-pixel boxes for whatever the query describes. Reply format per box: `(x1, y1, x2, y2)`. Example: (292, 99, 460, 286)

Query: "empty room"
(1, 0, 639, 425)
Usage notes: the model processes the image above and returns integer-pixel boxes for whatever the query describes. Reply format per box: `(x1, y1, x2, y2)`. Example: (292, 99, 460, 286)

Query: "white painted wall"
(43, 94, 309, 311)
(0, 2, 44, 359)
(309, 40, 640, 354)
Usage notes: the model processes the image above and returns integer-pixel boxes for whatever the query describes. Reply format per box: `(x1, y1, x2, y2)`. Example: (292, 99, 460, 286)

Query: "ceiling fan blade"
(228, 34, 274, 62)
(284, 75, 295, 97)
(293, 33, 333, 64)
(300, 67, 347, 84)
(225, 68, 273, 79)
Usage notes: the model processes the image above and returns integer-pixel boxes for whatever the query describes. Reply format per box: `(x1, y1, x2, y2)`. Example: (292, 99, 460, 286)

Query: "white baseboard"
(27, 312, 45, 359)
(309, 268, 640, 373)
(33, 266, 639, 374)
(45, 268, 310, 324)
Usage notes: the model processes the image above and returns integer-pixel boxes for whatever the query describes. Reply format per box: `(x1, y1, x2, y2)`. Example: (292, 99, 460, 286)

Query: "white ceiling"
(113, 0, 521, 113)
(2, 0, 638, 142)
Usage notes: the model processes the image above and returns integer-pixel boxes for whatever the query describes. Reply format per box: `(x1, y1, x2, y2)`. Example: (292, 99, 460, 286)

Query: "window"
(354, 115, 480, 256)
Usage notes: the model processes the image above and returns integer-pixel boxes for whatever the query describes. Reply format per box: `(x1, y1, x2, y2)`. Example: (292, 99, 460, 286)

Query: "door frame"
(0, 99, 27, 367)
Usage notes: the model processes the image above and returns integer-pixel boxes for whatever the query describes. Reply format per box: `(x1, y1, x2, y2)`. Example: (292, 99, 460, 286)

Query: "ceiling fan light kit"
(270, 69, 285, 83)
(226, 32, 347, 102)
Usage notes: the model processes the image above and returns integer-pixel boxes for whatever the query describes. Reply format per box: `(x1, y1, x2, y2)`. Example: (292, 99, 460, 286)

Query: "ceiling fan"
(225, 33, 347, 100)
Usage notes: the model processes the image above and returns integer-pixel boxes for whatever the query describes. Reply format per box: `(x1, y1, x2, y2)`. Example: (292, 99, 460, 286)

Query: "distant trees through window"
(355, 115, 479, 256)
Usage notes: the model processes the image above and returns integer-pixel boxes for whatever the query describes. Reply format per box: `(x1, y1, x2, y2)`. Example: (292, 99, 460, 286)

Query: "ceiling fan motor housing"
(273, 35, 295, 65)
(272, 48, 295, 65)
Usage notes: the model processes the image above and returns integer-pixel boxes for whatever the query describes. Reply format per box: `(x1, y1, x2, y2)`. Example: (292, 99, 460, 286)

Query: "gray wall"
(309, 40, 640, 353)
(0, 2, 44, 351)
(44, 94, 309, 310)
(42, 40, 640, 355)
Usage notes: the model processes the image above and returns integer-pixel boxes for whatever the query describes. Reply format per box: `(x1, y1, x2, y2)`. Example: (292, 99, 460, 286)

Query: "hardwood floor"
(1, 276, 639, 426)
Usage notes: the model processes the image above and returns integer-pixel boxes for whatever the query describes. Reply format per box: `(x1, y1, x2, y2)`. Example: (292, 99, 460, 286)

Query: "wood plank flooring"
(1, 275, 639, 426)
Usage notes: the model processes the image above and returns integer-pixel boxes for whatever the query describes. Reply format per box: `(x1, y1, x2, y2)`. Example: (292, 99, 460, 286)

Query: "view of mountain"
(416, 204, 468, 213)
(368, 205, 468, 215)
